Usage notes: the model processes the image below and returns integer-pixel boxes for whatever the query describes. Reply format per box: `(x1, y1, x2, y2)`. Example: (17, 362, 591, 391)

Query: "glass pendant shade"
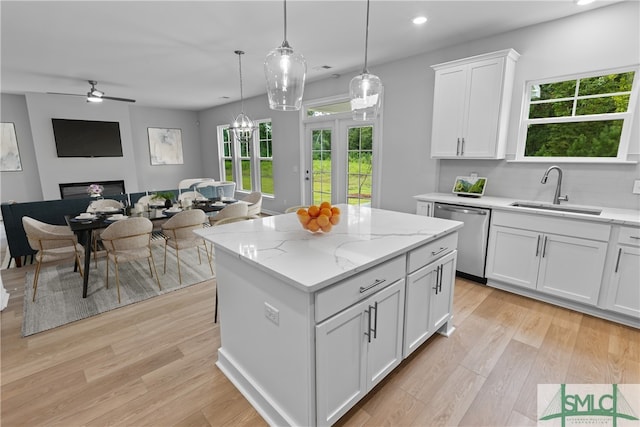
(265, 43, 306, 111)
(349, 72, 382, 120)
(350, 0, 383, 121)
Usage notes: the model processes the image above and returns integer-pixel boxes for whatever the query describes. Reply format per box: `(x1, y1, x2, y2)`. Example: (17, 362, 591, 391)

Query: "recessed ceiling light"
(413, 16, 427, 25)
(575, 0, 595, 5)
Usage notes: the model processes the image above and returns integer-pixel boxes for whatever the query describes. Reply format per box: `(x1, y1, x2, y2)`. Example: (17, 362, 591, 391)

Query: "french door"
(303, 117, 377, 207)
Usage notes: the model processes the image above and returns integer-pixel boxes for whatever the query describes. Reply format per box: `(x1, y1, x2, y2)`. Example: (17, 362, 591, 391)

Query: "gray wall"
(0, 94, 42, 202)
(2, 1, 638, 212)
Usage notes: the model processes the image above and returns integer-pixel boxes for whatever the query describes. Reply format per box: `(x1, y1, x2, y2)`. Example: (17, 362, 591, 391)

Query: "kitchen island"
(195, 205, 462, 426)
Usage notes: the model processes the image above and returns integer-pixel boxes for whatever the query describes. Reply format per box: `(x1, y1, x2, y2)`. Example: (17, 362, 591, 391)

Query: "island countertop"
(194, 205, 463, 293)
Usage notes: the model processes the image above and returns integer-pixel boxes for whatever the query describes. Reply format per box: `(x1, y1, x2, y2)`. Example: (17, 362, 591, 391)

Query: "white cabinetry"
(404, 250, 457, 358)
(430, 49, 519, 159)
(605, 226, 640, 318)
(316, 266, 405, 426)
(416, 200, 434, 217)
(486, 211, 610, 306)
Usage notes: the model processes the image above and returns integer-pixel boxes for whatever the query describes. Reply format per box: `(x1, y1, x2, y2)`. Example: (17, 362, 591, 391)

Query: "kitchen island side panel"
(215, 249, 316, 427)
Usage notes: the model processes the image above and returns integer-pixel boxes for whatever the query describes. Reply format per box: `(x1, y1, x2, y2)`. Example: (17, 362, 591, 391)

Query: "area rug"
(22, 243, 215, 336)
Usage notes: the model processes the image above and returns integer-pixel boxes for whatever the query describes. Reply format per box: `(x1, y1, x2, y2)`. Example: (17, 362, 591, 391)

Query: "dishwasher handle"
(435, 204, 488, 215)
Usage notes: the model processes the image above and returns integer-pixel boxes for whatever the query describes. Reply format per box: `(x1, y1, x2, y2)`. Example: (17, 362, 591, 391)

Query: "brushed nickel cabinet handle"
(359, 278, 386, 293)
(615, 247, 622, 273)
(535, 235, 541, 257)
(431, 247, 448, 257)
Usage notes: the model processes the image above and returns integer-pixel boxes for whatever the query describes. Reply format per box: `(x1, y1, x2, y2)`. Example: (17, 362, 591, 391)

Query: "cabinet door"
(416, 201, 433, 217)
(462, 57, 504, 158)
(404, 263, 437, 357)
(537, 234, 607, 305)
(429, 251, 457, 333)
(431, 66, 466, 158)
(486, 225, 541, 289)
(316, 300, 368, 426)
(607, 246, 640, 318)
(366, 279, 405, 390)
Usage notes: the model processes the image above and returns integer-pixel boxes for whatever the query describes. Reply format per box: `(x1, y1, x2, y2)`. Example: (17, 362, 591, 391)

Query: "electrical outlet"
(264, 302, 279, 325)
(633, 180, 640, 195)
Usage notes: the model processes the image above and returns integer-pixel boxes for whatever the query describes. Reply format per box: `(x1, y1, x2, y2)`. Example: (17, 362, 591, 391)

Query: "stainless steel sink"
(510, 201, 602, 215)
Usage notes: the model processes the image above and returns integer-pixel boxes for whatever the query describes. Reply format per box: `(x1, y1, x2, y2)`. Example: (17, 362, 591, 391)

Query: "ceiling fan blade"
(102, 96, 136, 103)
(46, 92, 85, 97)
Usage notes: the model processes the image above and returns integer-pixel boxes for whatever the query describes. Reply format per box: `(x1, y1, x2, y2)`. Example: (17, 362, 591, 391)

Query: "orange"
(307, 218, 320, 232)
(320, 222, 332, 233)
(298, 212, 310, 225)
(331, 206, 341, 216)
(329, 214, 340, 225)
(307, 205, 320, 218)
(319, 201, 332, 210)
(317, 214, 330, 227)
(320, 207, 332, 218)
(296, 208, 308, 216)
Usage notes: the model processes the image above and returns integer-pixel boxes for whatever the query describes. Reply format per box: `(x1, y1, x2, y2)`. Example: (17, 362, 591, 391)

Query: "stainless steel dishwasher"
(433, 203, 491, 283)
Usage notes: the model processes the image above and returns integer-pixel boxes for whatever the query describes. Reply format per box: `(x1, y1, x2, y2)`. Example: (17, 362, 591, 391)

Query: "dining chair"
(86, 199, 125, 267)
(22, 216, 85, 302)
(285, 205, 309, 213)
(178, 190, 205, 206)
(240, 192, 262, 216)
(160, 209, 213, 284)
(211, 214, 257, 323)
(100, 217, 161, 303)
(209, 202, 248, 225)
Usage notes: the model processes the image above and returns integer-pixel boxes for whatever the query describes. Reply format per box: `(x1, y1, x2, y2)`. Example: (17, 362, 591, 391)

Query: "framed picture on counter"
(452, 176, 487, 197)
(148, 127, 184, 165)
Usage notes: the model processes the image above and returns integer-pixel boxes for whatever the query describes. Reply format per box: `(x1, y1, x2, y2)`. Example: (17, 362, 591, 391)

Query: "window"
(218, 119, 273, 196)
(516, 67, 638, 161)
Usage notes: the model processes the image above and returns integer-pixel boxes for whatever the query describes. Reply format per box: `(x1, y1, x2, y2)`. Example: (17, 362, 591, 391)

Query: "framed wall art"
(0, 122, 23, 171)
(148, 127, 184, 165)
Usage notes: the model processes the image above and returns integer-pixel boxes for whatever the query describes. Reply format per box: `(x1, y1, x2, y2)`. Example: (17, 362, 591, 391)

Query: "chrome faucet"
(541, 166, 569, 205)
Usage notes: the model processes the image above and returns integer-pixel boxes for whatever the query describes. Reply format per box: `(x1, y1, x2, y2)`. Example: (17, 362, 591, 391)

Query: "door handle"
(433, 266, 440, 294)
(456, 138, 461, 156)
(542, 236, 548, 258)
(372, 301, 378, 340)
(365, 307, 372, 343)
(535, 235, 541, 257)
(461, 137, 465, 156)
(438, 264, 443, 293)
(615, 247, 622, 273)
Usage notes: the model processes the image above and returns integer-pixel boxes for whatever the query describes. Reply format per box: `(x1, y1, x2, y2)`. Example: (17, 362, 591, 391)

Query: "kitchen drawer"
(315, 255, 406, 323)
(407, 232, 458, 273)
(618, 226, 640, 246)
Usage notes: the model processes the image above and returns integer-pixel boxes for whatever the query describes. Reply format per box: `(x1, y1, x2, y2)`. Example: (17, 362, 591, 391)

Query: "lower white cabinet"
(416, 201, 434, 217)
(316, 279, 405, 426)
(486, 212, 609, 306)
(404, 250, 457, 357)
(606, 227, 640, 318)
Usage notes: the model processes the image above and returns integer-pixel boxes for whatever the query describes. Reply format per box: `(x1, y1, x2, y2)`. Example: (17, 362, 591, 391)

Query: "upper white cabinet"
(430, 49, 520, 159)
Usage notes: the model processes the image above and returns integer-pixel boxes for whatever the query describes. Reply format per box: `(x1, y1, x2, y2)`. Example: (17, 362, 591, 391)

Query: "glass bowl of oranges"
(297, 202, 340, 233)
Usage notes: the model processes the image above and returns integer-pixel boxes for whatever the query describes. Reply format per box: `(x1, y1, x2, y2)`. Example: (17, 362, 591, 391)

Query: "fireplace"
(59, 180, 126, 199)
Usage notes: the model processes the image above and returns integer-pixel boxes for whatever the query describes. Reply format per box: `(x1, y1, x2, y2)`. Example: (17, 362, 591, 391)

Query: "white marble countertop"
(194, 205, 463, 293)
(414, 193, 640, 226)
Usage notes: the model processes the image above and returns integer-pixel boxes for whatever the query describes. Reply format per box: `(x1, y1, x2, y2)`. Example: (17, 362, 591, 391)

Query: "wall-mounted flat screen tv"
(52, 118, 123, 157)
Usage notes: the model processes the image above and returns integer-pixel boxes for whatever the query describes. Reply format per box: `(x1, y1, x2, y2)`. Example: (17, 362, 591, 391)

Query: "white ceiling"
(1, 0, 624, 111)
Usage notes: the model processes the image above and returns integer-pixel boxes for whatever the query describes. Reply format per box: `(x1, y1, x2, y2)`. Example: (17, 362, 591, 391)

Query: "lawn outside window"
(515, 66, 639, 163)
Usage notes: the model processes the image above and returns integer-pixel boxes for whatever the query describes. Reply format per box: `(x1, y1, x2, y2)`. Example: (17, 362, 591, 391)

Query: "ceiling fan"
(48, 80, 136, 103)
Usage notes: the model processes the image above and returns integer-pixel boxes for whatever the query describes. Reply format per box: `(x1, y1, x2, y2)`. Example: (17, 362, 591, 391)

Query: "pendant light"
(229, 50, 256, 143)
(349, 0, 383, 121)
(264, 0, 307, 111)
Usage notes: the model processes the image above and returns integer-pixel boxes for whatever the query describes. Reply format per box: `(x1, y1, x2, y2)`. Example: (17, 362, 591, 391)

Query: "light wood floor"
(2, 262, 639, 426)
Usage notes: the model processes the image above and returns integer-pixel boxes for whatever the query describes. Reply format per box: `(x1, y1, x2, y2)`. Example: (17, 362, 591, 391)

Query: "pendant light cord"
(363, 0, 370, 74)
(281, 0, 291, 48)
(235, 50, 245, 113)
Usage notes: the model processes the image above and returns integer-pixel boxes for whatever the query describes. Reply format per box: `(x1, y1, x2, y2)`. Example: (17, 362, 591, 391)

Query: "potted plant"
(152, 192, 175, 208)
